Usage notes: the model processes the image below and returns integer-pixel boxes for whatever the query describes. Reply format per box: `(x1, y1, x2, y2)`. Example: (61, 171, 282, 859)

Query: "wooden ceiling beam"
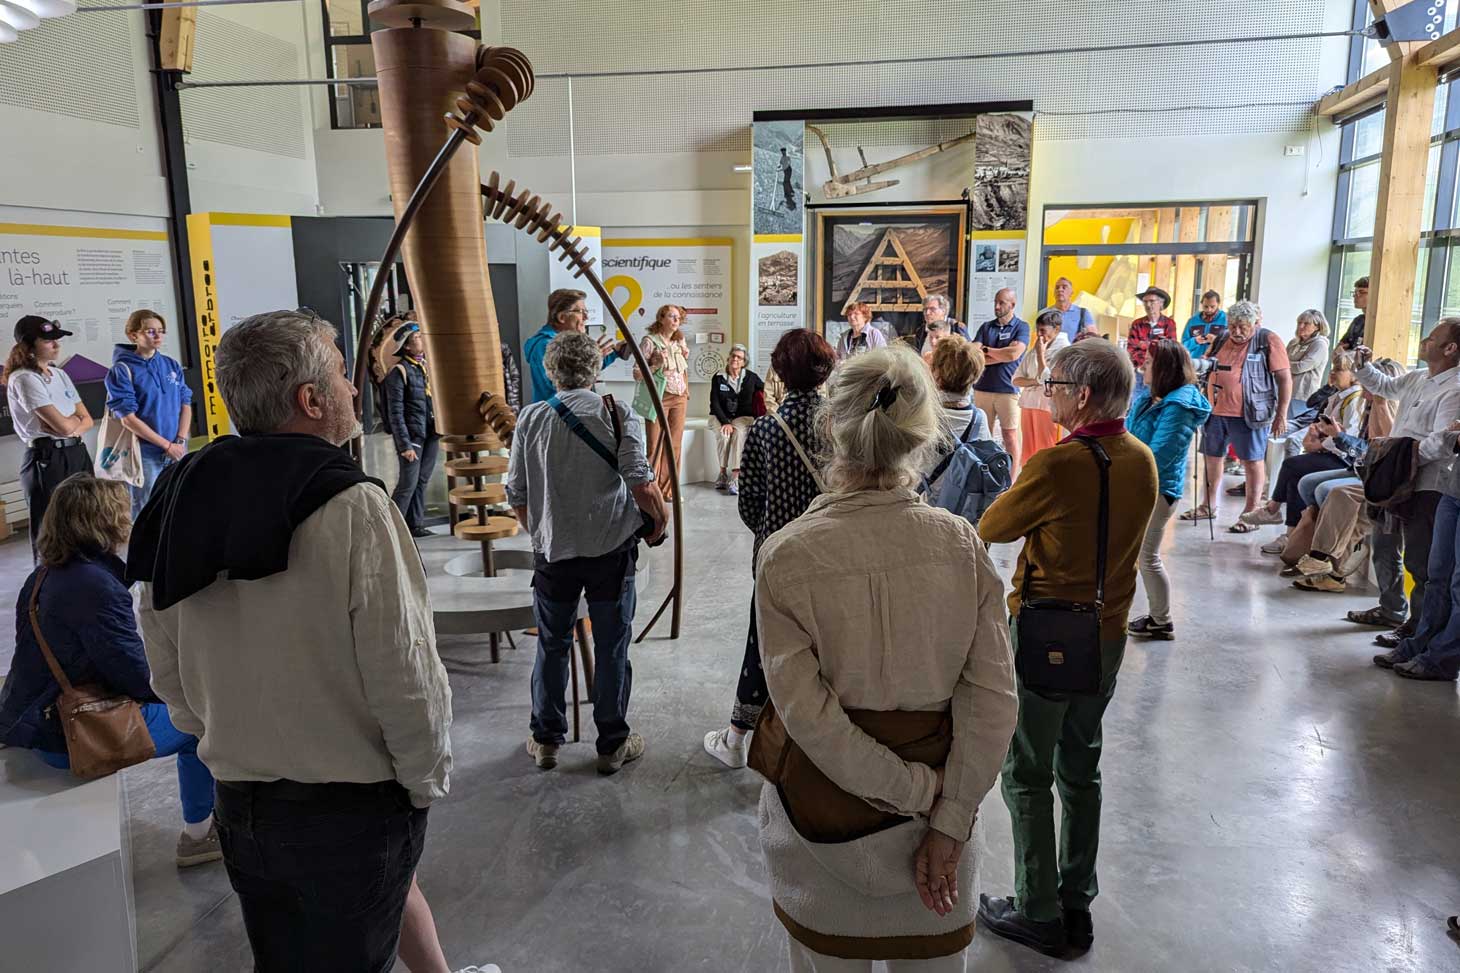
(159, 6, 198, 74)
(1415, 25, 1460, 72)
(1315, 64, 1392, 117)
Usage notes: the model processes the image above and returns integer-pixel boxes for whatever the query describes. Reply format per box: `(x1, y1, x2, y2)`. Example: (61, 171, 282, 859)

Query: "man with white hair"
(1191, 300, 1292, 531)
(126, 310, 453, 971)
(976, 339, 1158, 958)
(906, 293, 967, 353)
(508, 330, 667, 775)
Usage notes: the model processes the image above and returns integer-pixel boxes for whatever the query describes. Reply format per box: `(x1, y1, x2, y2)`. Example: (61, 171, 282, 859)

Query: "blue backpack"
(921, 413, 1013, 527)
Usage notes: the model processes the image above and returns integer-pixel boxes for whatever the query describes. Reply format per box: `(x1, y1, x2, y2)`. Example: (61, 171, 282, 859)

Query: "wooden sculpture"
(351, 4, 683, 639)
(842, 228, 929, 313)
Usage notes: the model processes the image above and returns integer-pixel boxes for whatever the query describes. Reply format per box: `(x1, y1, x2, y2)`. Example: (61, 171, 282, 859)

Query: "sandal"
(1228, 521, 1260, 533)
(1180, 504, 1214, 522)
(1346, 607, 1403, 628)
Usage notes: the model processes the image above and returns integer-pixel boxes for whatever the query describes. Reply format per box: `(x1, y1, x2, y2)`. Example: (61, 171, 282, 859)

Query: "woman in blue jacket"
(0, 475, 219, 867)
(1126, 340, 1212, 641)
(105, 309, 193, 518)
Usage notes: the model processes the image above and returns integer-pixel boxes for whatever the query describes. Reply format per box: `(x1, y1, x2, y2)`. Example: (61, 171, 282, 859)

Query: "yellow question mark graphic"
(603, 275, 643, 340)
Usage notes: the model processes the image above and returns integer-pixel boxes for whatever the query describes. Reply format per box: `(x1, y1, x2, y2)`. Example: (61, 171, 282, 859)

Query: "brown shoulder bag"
(29, 567, 155, 780)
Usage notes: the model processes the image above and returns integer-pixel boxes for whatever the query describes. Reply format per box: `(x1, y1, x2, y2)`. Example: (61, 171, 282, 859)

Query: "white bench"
(679, 417, 717, 485)
(0, 747, 137, 970)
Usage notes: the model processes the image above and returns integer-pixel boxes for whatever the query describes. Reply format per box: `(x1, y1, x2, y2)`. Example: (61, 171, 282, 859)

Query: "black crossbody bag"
(1014, 437, 1110, 696)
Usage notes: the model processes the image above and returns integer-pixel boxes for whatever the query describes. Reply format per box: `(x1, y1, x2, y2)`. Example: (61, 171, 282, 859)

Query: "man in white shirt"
(127, 310, 452, 971)
(1350, 319, 1460, 647)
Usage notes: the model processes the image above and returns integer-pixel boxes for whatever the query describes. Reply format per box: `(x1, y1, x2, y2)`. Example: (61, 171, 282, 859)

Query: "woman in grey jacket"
(1286, 309, 1332, 407)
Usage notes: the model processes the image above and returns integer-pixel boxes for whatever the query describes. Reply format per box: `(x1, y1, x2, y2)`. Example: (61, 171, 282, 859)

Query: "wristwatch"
(172, 437, 187, 445)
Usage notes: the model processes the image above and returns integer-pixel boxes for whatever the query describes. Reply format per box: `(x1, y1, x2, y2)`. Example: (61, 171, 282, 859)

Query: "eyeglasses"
(1043, 378, 1078, 396)
(144, 328, 165, 338)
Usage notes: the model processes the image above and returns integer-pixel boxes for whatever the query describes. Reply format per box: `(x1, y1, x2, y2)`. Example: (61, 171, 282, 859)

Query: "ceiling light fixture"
(11, 0, 76, 16)
(0, 0, 40, 29)
(732, 164, 752, 173)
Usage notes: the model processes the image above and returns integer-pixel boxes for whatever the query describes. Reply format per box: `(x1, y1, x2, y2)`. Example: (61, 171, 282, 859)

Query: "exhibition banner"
(0, 220, 180, 437)
(967, 232, 1027, 326)
(600, 238, 733, 384)
(751, 119, 806, 374)
(187, 213, 298, 439)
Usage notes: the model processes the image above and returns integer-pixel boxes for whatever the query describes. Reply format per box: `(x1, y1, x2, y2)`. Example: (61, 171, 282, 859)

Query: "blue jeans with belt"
(41, 701, 215, 824)
(530, 537, 639, 755)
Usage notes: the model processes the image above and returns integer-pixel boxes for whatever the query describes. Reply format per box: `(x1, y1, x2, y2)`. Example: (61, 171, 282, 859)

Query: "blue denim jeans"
(215, 779, 425, 973)
(530, 538, 638, 755)
(390, 434, 440, 529)
(1297, 468, 1356, 508)
(41, 701, 215, 823)
(1394, 493, 1460, 676)
(132, 451, 173, 521)
(1308, 474, 1361, 509)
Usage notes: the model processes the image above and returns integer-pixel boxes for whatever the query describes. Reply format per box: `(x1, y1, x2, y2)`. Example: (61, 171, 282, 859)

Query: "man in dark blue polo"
(972, 287, 1030, 470)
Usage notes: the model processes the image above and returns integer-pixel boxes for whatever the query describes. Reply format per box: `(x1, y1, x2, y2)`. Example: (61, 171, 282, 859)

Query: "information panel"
(600, 238, 733, 383)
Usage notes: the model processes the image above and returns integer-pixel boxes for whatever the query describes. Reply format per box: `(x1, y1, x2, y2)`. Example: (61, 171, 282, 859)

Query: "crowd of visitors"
(5, 276, 1460, 973)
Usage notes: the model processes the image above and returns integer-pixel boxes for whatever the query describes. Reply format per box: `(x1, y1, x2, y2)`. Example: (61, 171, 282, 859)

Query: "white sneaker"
(454, 966, 502, 973)
(1260, 534, 1288, 556)
(1240, 506, 1284, 527)
(703, 728, 747, 769)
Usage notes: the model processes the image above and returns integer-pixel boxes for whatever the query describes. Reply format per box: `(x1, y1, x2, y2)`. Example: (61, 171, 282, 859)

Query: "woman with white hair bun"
(708, 343, 764, 495)
(751, 344, 1018, 970)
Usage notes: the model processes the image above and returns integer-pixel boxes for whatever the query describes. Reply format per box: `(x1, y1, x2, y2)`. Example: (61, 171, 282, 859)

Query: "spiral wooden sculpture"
(353, 13, 683, 640)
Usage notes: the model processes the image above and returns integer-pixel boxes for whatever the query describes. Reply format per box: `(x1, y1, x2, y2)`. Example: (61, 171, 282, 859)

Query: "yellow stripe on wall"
(0, 222, 168, 241)
(603, 237, 735, 247)
(968, 230, 1025, 240)
(205, 213, 292, 228)
(753, 233, 803, 243)
(573, 225, 602, 237)
(186, 213, 231, 441)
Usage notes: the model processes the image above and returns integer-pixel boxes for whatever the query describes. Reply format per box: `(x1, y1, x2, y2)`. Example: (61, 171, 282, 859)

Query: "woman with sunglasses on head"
(105, 309, 193, 518)
(5, 315, 94, 559)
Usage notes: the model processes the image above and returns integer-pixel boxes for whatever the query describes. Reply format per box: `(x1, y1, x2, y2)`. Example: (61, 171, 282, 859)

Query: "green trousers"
(1000, 623, 1127, 922)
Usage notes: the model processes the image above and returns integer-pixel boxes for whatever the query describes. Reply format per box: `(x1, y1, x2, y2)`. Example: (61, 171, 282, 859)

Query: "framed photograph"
(813, 206, 969, 342)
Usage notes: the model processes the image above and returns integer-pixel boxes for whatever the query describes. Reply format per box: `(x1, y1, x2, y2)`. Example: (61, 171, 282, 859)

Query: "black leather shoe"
(1064, 908, 1093, 950)
(1374, 627, 1410, 649)
(409, 526, 434, 538)
(978, 894, 1067, 958)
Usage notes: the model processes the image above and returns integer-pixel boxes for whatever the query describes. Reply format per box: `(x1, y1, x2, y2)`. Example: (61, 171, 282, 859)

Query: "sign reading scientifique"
(600, 238, 733, 384)
(751, 120, 807, 375)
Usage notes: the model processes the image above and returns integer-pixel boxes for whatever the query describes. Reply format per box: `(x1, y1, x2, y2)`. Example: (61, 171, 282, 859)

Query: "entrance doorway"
(1038, 201, 1259, 340)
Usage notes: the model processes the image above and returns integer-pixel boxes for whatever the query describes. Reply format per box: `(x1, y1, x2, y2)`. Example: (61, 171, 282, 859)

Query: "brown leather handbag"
(749, 701, 952, 843)
(29, 567, 155, 780)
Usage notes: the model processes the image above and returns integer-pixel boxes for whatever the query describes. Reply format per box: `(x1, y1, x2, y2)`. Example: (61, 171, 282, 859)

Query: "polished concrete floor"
(1, 476, 1458, 972)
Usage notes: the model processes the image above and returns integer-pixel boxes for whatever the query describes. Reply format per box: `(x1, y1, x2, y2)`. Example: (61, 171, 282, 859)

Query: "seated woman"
(755, 345, 1018, 970)
(708, 343, 764, 495)
(927, 335, 996, 491)
(1012, 309, 1070, 462)
(1240, 350, 1367, 539)
(0, 474, 220, 867)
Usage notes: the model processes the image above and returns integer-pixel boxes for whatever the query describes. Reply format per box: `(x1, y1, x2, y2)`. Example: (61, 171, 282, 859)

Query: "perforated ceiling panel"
(498, 0, 1336, 156)
(181, 12, 308, 160)
(0, 0, 139, 129)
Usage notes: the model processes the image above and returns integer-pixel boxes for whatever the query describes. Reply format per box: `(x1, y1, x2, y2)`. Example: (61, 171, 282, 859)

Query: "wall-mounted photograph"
(752, 120, 805, 236)
(971, 113, 1033, 231)
(758, 249, 799, 306)
(814, 206, 968, 339)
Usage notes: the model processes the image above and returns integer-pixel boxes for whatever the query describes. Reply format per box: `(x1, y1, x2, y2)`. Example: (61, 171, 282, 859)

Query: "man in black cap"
(1128, 287, 1177, 390)
(4, 315, 93, 558)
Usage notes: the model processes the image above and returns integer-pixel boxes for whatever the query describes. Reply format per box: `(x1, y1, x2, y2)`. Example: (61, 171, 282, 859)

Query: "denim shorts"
(1200, 414, 1269, 462)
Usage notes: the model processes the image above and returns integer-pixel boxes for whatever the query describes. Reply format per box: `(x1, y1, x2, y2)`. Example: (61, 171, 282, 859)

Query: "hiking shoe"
(977, 895, 1067, 958)
(1240, 506, 1283, 526)
(1128, 615, 1174, 640)
(1064, 908, 1094, 950)
(726, 480, 739, 496)
(597, 732, 645, 775)
(1374, 628, 1411, 649)
(714, 473, 729, 491)
(410, 526, 434, 539)
(1373, 648, 1405, 669)
(1260, 534, 1289, 556)
(703, 728, 747, 769)
(526, 738, 559, 770)
(1296, 554, 1333, 577)
(176, 820, 222, 868)
(1395, 659, 1457, 681)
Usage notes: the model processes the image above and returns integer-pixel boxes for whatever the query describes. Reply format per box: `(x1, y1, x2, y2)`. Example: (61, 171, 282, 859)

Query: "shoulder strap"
(770, 412, 827, 492)
(547, 394, 618, 471)
(603, 393, 624, 446)
(1018, 438, 1110, 609)
(27, 568, 75, 695)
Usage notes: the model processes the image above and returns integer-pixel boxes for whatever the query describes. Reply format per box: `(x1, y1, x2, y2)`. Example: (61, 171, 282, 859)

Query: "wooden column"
(1366, 0, 1439, 361)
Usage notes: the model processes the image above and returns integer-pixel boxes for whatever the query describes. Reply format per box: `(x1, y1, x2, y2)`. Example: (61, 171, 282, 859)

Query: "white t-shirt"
(6, 367, 81, 443)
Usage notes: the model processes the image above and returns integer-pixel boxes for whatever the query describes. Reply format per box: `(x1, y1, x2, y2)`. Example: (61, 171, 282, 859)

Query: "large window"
(1039, 202, 1258, 341)
(321, 0, 479, 129)
(1329, 0, 1460, 362)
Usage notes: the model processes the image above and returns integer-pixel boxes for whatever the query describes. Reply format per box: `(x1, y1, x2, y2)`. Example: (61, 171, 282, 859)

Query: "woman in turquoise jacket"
(1126, 340, 1212, 641)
